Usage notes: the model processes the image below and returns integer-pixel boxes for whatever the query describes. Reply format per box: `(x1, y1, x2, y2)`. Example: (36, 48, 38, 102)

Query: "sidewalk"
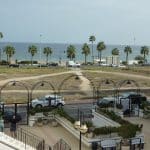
(21, 125, 91, 150)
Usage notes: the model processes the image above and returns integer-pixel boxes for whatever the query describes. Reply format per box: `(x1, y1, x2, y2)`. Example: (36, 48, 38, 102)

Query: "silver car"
(31, 94, 65, 108)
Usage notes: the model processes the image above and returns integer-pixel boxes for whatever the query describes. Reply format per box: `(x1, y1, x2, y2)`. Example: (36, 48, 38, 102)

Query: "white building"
(106, 56, 120, 66)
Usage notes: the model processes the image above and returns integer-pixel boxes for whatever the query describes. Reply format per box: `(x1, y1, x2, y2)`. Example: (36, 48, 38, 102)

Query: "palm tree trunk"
(126, 53, 128, 65)
(7, 55, 8, 64)
(92, 41, 94, 63)
(144, 53, 146, 64)
(98, 51, 100, 60)
(9, 56, 11, 65)
(100, 51, 102, 65)
(46, 55, 48, 64)
(85, 55, 86, 64)
(31, 56, 33, 66)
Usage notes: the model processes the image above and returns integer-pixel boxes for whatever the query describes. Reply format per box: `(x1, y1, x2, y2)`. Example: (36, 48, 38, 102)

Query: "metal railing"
(53, 139, 71, 150)
(16, 127, 51, 150)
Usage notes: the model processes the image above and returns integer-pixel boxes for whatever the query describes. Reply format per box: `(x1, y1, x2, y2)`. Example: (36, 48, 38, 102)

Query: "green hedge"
(94, 126, 117, 135)
(29, 107, 55, 115)
(96, 109, 141, 138)
(56, 108, 75, 124)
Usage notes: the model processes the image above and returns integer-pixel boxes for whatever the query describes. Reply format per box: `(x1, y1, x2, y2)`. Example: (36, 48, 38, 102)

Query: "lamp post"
(39, 34, 42, 68)
(74, 110, 88, 150)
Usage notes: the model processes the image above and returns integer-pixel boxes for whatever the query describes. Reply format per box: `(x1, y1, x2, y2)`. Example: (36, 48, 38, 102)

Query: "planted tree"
(124, 46, 132, 65)
(28, 45, 37, 65)
(112, 48, 119, 55)
(135, 55, 144, 64)
(111, 48, 119, 65)
(43, 47, 52, 64)
(82, 43, 90, 64)
(3, 45, 15, 64)
(97, 41, 106, 65)
(140, 46, 149, 64)
(66, 45, 76, 60)
(89, 35, 96, 63)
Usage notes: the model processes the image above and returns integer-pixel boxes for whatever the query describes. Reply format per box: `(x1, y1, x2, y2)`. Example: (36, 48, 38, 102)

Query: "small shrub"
(118, 124, 139, 138)
(37, 117, 43, 123)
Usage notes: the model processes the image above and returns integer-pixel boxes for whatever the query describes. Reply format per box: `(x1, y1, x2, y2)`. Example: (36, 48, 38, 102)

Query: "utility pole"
(39, 34, 42, 68)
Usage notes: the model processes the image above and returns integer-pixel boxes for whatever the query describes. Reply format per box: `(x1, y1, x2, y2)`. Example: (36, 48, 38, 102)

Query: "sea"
(0, 42, 148, 63)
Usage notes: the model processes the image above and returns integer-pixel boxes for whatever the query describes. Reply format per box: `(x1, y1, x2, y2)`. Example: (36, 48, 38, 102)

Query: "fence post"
(42, 139, 45, 150)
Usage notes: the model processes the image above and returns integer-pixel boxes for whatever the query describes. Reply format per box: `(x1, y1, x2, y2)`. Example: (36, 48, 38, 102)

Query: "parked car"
(66, 61, 81, 67)
(9, 64, 20, 68)
(31, 94, 65, 108)
(3, 110, 22, 123)
(97, 97, 115, 108)
(119, 92, 147, 104)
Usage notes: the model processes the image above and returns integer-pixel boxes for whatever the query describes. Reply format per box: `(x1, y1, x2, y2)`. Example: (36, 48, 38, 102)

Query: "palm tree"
(82, 43, 90, 64)
(112, 48, 119, 55)
(66, 45, 76, 60)
(28, 45, 37, 65)
(140, 46, 149, 64)
(0, 32, 3, 62)
(3, 45, 15, 64)
(43, 47, 52, 64)
(124, 46, 132, 65)
(0, 32, 3, 39)
(97, 41, 106, 65)
(89, 35, 96, 63)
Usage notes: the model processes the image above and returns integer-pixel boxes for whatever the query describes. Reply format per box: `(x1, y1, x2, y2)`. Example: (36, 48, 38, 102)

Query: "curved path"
(0, 69, 150, 93)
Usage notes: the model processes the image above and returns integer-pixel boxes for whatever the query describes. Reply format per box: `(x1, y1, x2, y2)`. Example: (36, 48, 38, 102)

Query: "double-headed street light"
(74, 111, 88, 150)
(39, 34, 42, 68)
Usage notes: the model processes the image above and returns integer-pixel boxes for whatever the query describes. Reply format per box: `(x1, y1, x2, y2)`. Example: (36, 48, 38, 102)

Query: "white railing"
(0, 132, 35, 150)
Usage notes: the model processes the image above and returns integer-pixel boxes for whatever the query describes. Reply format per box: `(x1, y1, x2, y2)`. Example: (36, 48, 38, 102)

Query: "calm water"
(0, 42, 148, 63)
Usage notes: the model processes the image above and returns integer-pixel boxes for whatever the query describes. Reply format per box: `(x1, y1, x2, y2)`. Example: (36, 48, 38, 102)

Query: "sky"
(0, 0, 150, 45)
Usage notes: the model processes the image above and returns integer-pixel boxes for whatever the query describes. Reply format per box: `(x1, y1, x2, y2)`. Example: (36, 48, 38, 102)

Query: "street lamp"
(39, 34, 42, 68)
(74, 111, 88, 150)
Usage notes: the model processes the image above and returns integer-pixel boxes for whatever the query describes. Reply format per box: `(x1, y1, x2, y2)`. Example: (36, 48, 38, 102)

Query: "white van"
(66, 61, 80, 67)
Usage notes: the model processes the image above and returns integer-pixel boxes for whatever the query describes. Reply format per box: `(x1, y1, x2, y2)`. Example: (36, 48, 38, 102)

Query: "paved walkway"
(22, 125, 91, 150)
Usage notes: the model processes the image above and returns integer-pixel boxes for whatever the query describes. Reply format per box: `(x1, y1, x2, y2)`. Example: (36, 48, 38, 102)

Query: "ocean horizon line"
(0, 41, 148, 47)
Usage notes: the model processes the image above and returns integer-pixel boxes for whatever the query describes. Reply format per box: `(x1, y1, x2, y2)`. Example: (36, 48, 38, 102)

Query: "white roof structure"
(101, 139, 116, 148)
(131, 135, 144, 145)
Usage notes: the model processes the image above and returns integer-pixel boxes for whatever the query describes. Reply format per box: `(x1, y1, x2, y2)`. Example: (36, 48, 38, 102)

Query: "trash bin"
(92, 142, 98, 150)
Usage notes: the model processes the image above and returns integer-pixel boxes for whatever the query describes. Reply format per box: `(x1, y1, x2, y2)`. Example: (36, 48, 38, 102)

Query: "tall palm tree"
(43, 47, 52, 64)
(0, 32, 3, 62)
(97, 41, 106, 65)
(124, 46, 132, 65)
(28, 45, 37, 65)
(140, 46, 149, 64)
(66, 45, 76, 60)
(3, 45, 15, 64)
(89, 35, 96, 63)
(82, 43, 90, 64)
